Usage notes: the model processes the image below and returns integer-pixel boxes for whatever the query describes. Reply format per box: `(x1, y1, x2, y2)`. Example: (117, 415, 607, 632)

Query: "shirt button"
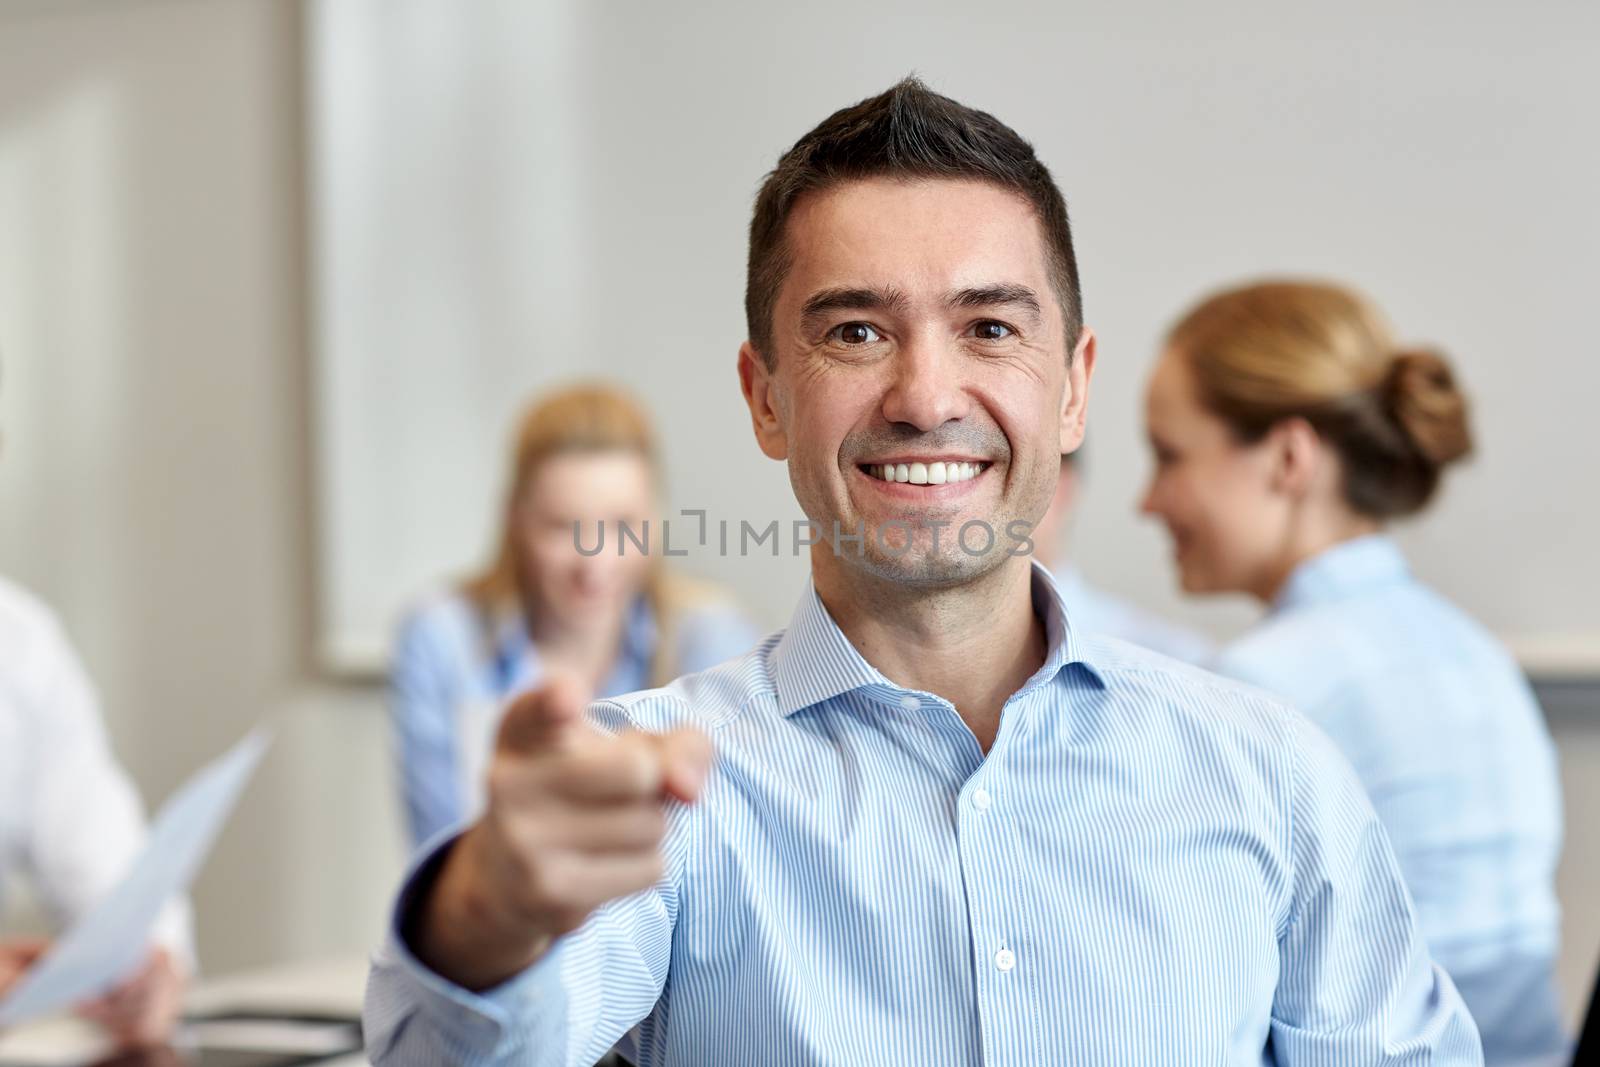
(995, 947, 1016, 972)
(898, 695, 920, 711)
(971, 788, 992, 811)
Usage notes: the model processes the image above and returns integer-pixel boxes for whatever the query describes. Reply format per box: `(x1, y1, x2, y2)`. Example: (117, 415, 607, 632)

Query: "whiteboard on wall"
(308, 0, 1600, 677)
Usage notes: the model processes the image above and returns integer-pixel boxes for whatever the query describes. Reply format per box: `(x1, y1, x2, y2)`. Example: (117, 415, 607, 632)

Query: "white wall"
(0, 0, 1595, 1031)
(310, 0, 1600, 673)
(0, 0, 404, 973)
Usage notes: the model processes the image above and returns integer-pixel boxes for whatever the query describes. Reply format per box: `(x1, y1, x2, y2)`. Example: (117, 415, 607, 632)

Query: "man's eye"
(829, 323, 881, 345)
(971, 321, 1013, 341)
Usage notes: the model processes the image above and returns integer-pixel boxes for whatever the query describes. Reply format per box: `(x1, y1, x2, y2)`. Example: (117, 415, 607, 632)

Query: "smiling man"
(364, 79, 1481, 1065)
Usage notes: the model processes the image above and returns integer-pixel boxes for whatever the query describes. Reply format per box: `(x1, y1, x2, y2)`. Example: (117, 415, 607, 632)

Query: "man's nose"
(879, 334, 970, 432)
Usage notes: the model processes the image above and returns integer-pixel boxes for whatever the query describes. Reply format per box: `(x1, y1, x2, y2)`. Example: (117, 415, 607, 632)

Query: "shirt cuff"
(371, 829, 569, 1063)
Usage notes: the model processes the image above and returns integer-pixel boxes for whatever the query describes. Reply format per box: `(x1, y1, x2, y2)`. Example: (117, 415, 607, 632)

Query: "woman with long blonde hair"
(1140, 280, 1564, 1063)
(389, 383, 757, 850)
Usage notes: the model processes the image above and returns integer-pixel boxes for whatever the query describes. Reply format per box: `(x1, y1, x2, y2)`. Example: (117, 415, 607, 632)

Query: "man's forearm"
(406, 825, 551, 992)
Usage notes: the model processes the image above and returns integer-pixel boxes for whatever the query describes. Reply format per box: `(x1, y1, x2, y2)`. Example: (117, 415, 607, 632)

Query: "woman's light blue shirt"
(389, 589, 760, 850)
(1213, 535, 1564, 1063)
(1051, 564, 1215, 664)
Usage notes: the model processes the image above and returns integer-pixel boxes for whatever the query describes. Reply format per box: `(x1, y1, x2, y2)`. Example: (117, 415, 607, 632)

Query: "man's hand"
(76, 946, 186, 1050)
(414, 675, 714, 991)
(0, 937, 50, 997)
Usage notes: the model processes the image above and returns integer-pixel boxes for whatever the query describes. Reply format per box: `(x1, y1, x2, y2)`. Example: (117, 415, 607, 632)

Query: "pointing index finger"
(496, 672, 593, 756)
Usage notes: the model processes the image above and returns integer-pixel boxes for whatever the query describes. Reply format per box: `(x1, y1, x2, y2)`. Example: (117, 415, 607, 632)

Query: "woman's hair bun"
(1384, 348, 1473, 469)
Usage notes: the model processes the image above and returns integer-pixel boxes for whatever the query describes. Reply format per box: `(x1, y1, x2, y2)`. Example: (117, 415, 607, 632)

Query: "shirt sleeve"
(21, 619, 197, 972)
(1270, 712, 1483, 1064)
(389, 609, 467, 851)
(364, 700, 687, 1066)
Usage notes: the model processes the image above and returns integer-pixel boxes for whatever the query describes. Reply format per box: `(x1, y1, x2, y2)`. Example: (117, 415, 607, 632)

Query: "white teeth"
(868, 461, 985, 483)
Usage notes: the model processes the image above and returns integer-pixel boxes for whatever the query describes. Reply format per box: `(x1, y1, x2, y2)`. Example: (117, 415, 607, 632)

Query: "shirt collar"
(769, 560, 1105, 718)
(1272, 534, 1411, 614)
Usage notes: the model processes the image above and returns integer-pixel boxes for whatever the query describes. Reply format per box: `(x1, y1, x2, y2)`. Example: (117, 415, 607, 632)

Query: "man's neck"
(811, 551, 1047, 753)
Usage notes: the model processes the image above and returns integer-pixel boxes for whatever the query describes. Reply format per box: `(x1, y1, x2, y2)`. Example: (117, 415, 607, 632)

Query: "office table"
(0, 954, 370, 1066)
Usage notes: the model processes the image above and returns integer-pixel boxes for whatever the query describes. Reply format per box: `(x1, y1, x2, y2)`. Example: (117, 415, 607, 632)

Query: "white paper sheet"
(0, 729, 271, 1028)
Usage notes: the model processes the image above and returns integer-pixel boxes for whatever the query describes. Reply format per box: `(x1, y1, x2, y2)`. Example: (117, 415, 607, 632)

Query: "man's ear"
(1059, 326, 1097, 455)
(738, 341, 789, 461)
(1266, 416, 1322, 499)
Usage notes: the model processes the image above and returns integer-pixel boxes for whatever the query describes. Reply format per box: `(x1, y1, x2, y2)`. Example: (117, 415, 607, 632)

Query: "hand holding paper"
(75, 945, 186, 1049)
(0, 729, 270, 1031)
(0, 941, 49, 999)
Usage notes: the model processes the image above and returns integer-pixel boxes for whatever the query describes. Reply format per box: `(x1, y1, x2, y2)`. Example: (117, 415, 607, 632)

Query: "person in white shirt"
(1030, 451, 1213, 662)
(0, 574, 194, 1048)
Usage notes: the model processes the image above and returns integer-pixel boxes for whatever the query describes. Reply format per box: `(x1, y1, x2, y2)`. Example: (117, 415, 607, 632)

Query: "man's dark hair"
(744, 76, 1083, 366)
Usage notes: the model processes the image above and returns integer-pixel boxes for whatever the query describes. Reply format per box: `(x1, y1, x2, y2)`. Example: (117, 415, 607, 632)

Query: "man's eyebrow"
(799, 286, 909, 325)
(947, 284, 1042, 320)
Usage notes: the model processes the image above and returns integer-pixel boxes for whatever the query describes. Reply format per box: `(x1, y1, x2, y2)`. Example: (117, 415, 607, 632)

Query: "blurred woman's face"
(517, 450, 655, 628)
(1139, 350, 1288, 597)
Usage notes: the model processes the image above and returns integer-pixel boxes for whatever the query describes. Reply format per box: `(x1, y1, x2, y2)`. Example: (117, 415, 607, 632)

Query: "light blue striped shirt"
(366, 563, 1480, 1065)
(1212, 535, 1564, 1064)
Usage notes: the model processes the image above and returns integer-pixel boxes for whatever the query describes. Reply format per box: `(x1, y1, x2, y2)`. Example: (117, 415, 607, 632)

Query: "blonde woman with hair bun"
(389, 383, 758, 851)
(1140, 279, 1564, 1064)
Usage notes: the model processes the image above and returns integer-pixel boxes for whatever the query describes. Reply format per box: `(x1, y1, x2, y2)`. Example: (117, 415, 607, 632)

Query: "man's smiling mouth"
(859, 460, 991, 485)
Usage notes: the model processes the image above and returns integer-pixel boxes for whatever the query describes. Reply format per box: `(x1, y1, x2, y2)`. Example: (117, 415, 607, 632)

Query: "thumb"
(652, 727, 716, 804)
(496, 673, 593, 757)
